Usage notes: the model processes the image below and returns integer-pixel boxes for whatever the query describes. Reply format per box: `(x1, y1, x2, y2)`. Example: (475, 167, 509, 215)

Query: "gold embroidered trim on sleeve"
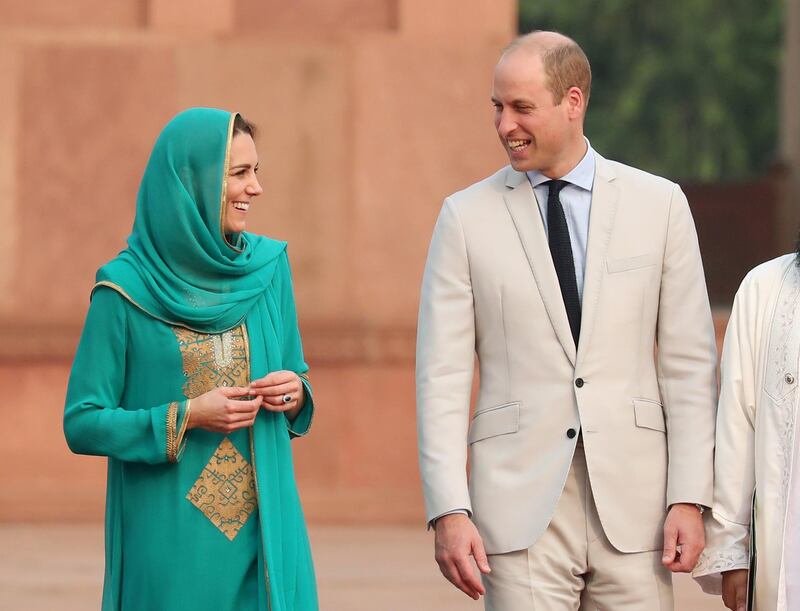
(166, 401, 179, 463)
(177, 399, 191, 443)
(175, 399, 191, 461)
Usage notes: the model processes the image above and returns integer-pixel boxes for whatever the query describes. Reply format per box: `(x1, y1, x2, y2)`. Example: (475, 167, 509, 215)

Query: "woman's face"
(223, 132, 263, 235)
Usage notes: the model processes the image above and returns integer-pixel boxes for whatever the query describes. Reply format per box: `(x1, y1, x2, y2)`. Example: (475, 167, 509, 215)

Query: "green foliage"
(519, 0, 782, 181)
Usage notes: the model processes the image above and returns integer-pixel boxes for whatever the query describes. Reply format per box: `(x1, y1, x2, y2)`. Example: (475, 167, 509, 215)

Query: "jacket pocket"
(633, 398, 666, 432)
(468, 401, 520, 444)
(606, 253, 659, 274)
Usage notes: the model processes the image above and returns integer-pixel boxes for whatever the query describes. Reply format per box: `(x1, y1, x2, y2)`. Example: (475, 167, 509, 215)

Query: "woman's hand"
(721, 568, 748, 611)
(249, 371, 305, 421)
(187, 386, 262, 433)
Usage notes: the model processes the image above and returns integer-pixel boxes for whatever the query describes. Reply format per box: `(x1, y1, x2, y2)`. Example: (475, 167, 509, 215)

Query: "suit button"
(575, 378, 584, 388)
(566, 428, 577, 439)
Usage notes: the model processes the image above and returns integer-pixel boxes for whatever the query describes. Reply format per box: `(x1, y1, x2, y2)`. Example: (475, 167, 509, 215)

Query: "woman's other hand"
(188, 386, 261, 433)
(721, 569, 748, 611)
(249, 371, 305, 420)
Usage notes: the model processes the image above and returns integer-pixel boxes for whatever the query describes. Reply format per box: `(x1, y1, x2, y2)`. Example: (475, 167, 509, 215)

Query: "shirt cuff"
(428, 508, 470, 530)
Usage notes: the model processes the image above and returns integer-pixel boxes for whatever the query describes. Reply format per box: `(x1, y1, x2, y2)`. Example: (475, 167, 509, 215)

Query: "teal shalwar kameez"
(64, 108, 318, 611)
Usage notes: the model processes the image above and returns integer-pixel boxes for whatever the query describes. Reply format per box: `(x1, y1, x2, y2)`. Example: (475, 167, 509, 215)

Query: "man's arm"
(416, 197, 476, 521)
(656, 185, 718, 572)
(417, 198, 489, 598)
(656, 184, 718, 508)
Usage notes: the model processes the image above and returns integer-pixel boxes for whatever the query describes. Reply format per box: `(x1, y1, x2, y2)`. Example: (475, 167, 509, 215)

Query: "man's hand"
(721, 569, 748, 611)
(661, 503, 705, 572)
(434, 513, 491, 600)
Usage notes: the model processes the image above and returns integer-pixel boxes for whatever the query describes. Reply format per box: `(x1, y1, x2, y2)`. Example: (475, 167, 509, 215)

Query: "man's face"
(492, 52, 574, 175)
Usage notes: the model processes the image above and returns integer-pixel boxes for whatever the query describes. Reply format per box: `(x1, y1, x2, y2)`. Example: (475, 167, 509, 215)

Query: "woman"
(64, 108, 318, 610)
(693, 241, 800, 610)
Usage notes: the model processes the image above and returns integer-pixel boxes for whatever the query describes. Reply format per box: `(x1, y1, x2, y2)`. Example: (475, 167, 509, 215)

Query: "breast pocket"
(468, 402, 520, 444)
(763, 325, 800, 403)
(633, 398, 666, 432)
(606, 253, 659, 274)
(765, 368, 799, 404)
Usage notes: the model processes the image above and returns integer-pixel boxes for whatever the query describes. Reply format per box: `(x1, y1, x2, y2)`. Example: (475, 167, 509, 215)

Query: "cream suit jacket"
(416, 153, 718, 555)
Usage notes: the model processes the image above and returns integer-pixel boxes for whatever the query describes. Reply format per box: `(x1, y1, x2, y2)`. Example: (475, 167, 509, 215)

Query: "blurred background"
(0, 0, 796, 608)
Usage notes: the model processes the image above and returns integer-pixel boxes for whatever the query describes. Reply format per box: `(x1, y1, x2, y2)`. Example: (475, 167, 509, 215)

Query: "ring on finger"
(282, 394, 292, 404)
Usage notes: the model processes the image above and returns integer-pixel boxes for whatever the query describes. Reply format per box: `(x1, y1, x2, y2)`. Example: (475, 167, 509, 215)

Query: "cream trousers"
(483, 441, 673, 610)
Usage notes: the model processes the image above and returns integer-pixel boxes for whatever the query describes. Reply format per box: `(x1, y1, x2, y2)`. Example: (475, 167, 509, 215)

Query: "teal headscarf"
(96, 107, 285, 332)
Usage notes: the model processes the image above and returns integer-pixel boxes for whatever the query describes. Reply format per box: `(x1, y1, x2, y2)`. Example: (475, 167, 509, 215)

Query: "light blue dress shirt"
(526, 140, 595, 302)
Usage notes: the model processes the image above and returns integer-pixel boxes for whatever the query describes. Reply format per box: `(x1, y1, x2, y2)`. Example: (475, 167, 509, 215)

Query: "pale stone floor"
(0, 524, 725, 610)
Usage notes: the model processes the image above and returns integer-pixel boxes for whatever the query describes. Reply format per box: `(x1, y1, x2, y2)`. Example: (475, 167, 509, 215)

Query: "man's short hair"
(504, 32, 592, 106)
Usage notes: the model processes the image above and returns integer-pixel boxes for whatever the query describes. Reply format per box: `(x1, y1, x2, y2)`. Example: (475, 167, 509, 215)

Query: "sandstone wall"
(0, 0, 514, 522)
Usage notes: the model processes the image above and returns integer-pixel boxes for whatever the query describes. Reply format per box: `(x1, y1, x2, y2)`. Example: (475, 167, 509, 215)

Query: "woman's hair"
(233, 113, 257, 138)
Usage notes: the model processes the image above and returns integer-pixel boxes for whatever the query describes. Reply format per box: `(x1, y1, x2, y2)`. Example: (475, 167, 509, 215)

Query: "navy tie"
(545, 180, 581, 347)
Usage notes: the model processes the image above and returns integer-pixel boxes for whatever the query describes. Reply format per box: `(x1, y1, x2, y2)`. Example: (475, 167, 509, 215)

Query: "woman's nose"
(248, 178, 263, 196)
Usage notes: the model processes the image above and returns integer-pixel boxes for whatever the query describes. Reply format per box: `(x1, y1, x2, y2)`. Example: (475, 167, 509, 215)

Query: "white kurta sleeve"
(693, 277, 758, 593)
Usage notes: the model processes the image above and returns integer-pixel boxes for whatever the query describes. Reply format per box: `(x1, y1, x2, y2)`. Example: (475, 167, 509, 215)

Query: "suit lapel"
(576, 154, 619, 365)
(503, 168, 577, 366)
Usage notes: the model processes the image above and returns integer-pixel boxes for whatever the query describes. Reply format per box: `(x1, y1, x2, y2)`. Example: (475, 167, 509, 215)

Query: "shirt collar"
(526, 138, 596, 192)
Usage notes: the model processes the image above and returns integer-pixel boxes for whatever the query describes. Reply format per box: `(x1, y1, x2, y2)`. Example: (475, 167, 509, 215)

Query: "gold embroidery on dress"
(212, 333, 234, 368)
(186, 437, 257, 540)
(172, 326, 248, 398)
(172, 325, 256, 538)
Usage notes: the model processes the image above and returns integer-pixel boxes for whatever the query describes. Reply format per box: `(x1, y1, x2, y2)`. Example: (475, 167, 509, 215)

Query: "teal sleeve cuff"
(286, 375, 314, 438)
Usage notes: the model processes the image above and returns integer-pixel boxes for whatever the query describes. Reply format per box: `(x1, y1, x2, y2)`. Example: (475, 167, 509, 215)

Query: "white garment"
(785, 358, 800, 609)
(693, 253, 800, 611)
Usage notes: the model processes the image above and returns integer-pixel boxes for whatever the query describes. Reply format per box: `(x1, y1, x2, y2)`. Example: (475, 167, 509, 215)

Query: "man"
(693, 243, 800, 611)
(416, 31, 717, 609)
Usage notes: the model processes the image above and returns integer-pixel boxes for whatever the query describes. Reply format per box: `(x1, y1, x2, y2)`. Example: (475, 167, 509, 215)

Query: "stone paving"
(0, 524, 725, 610)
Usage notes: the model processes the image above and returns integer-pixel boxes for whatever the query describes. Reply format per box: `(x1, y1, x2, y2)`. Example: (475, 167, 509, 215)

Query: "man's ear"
(565, 86, 585, 120)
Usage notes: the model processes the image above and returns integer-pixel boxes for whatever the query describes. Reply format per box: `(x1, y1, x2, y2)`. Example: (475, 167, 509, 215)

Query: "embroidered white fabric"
(693, 547, 750, 594)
